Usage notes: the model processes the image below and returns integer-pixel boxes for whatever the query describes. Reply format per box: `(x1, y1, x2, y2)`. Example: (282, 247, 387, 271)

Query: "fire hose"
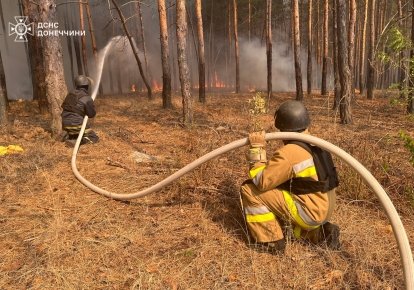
(70, 37, 414, 289)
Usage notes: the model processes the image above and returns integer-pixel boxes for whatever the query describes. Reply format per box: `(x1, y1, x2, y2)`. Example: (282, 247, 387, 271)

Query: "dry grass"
(0, 92, 413, 289)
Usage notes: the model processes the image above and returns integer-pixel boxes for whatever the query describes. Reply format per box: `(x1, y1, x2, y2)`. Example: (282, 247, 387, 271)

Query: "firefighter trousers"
(240, 180, 333, 243)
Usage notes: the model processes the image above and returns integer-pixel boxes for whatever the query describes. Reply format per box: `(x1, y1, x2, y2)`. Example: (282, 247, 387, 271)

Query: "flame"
(130, 84, 136, 92)
(213, 72, 225, 88)
(152, 80, 162, 92)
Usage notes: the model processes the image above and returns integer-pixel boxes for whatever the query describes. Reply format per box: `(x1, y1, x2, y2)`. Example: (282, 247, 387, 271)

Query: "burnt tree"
(157, 0, 172, 108)
(336, 0, 353, 124)
(176, 0, 193, 124)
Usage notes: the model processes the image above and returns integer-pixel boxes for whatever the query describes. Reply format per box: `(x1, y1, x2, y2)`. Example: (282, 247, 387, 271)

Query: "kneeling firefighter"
(240, 100, 340, 254)
(61, 75, 99, 146)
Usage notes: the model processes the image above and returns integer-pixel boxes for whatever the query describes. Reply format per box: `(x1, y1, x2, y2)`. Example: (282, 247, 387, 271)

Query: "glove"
(249, 131, 266, 148)
(247, 131, 267, 163)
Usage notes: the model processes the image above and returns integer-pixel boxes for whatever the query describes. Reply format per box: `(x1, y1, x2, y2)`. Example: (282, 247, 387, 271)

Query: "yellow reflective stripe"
(246, 212, 276, 223)
(249, 165, 266, 179)
(282, 190, 319, 230)
(64, 125, 82, 129)
(295, 166, 317, 178)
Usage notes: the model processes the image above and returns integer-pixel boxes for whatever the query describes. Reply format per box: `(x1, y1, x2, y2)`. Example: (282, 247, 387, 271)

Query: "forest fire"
(213, 72, 225, 88)
(152, 80, 162, 92)
(130, 84, 136, 92)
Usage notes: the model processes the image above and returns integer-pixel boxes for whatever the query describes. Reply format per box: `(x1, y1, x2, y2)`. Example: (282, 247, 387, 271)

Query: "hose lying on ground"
(70, 37, 414, 289)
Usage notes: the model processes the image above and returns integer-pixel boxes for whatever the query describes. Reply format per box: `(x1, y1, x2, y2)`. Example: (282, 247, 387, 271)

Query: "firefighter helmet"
(74, 75, 90, 88)
(274, 100, 310, 132)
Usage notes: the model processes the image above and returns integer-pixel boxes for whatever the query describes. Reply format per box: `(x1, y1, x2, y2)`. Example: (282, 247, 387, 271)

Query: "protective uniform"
(61, 76, 99, 145)
(241, 100, 339, 252)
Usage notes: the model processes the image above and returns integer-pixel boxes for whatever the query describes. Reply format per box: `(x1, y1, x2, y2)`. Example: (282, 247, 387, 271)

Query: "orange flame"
(130, 84, 136, 92)
(213, 72, 225, 88)
(152, 80, 162, 92)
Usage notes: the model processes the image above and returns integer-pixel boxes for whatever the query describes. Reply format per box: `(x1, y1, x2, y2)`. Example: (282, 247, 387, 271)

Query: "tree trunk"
(307, 0, 312, 94)
(0, 49, 7, 125)
(332, 0, 341, 109)
(85, 0, 97, 59)
(359, 0, 368, 94)
(111, 0, 152, 99)
(136, 1, 152, 86)
(348, 0, 356, 97)
(79, 1, 88, 75)
(39, 0, 68, 137)
(157, 0, 172, 108)
(176, 0, 193, 125)
(397, 0, 406, 99)
(336, 0, 353, 124)
(292, 0, 303, 100)
(408, 0, 414, 113)
(248, 0, 251, 42)
(195, 0, 206, 103)
(321, 0, 329, 95)
(366, 0, 376, 99)
(266, 0, 272, 100)
(233, 0, 240, 93)
(22, 0, 48, 113)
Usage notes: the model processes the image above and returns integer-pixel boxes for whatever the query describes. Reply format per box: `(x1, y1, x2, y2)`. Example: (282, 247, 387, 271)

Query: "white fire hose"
(70, 37, 414, 289)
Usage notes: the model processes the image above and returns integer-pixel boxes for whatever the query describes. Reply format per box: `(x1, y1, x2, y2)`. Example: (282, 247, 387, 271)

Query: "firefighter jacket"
(61, 88, 96, 127)
(248, 136, 334, 226)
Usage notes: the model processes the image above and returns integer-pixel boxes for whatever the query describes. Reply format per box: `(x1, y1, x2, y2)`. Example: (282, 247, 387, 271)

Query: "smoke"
(240, 37, 296, 92)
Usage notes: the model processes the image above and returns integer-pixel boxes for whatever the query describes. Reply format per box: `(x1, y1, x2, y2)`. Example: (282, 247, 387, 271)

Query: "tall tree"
(157, 0, 172, 108)
(307, 0, 312, 94)
(39, 0, 68, 137)
(22, 0, 48, 113)
(233, 0, 240, 93)
(321, 0, 329, 95)
(79, 1, 88, 75)
(336, 0, 353, 124)
(135, 1, 152, 85)
(292, 0, 303, 100)
(176, 0, 193, 125)
(0, 49, 7, 125)
(332, 0, 341, 109)
(408, 0, 414, 113)
(359, 0, 368, 94)
(195, 0, 206, 103)
(348, 0, 356, 96)
(366, 0, 376, 99)
(266, 0, 272, 100)
(397, 0, 406, 99)
(111, 0, 152, 99)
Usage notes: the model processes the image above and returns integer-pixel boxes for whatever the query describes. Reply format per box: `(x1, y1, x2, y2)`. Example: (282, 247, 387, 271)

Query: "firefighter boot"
(320, 222, 341, 250)
(250, 239, 286, 255)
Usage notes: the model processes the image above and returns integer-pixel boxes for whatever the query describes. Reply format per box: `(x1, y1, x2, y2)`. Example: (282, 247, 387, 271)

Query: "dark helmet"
(74, 75, 90, 88)
(274, 100, 310, 132)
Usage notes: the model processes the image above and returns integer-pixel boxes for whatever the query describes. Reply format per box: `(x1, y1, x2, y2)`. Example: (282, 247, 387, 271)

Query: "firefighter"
(61, 75, 99, 146)
(241, 100, 340, 254)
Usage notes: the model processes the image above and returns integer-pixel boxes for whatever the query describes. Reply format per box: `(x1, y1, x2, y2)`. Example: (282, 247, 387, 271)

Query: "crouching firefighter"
(240, 100, 340, 254)
(61, 75, 99, 146)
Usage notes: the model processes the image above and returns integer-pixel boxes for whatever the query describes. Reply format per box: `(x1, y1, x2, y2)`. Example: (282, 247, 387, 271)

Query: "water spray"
(70, 38, 414, 289)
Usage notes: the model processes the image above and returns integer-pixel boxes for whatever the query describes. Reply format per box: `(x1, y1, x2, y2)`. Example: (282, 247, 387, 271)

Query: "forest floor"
(0, 91, 413, 289)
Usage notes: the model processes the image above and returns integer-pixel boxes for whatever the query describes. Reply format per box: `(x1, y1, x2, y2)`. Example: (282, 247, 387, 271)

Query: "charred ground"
(0, 92, 413, 289)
